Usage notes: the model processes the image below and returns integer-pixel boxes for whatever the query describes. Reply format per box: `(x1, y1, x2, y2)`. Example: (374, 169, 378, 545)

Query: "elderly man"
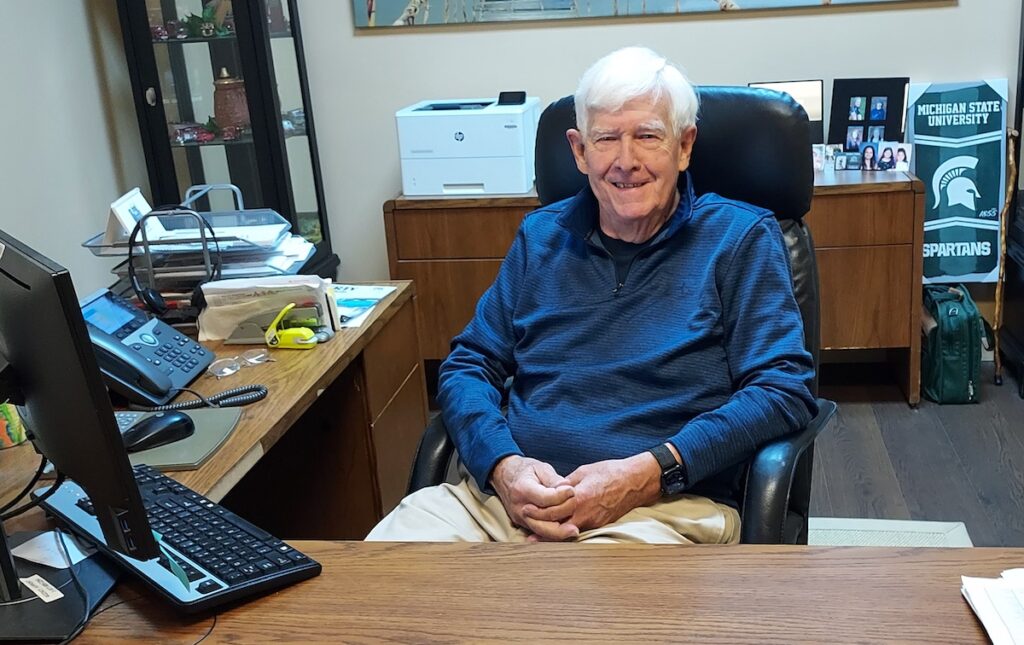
(367, 46, 816, 544)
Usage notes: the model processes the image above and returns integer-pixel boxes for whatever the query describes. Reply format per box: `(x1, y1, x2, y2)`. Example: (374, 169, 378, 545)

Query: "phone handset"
(87, 327, 173, 397)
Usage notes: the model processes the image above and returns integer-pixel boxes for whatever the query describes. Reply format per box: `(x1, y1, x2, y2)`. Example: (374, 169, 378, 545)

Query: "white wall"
(296, 0, 1021, 281)
(0, 1, 149, 295)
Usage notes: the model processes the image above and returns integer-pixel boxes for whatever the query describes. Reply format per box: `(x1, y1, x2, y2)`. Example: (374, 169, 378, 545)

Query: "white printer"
(395, 97, 541, 196)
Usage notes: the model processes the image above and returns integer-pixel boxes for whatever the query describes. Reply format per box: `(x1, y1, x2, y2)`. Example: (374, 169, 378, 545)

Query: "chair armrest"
(407, 414, 455, 495)
(739, 399, 837, 544)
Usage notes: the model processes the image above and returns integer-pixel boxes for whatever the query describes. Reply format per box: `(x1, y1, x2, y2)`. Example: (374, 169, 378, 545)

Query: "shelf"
(169, 130, 306, 149)
(150, 31, 292, 45)
(171, 132, 254, 148)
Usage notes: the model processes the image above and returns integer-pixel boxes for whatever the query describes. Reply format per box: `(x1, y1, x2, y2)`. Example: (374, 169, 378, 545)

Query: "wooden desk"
(74, 541, 1019, 643)
(0, 281, 429, 540)
(384, 172, 925, 403)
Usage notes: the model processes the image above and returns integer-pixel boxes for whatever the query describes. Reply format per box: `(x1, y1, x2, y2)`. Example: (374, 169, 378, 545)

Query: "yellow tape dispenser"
(265, 303, 318, 350)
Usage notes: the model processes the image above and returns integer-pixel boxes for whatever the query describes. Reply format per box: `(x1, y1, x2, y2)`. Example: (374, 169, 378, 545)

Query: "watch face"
(662, 466, 687, 495)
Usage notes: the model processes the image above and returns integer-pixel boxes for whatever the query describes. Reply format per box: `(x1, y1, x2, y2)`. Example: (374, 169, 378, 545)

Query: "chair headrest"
(534, 87, 813, 220)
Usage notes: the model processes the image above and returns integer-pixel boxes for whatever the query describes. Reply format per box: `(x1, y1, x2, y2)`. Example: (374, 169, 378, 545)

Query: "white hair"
(574, 46, 699, 139)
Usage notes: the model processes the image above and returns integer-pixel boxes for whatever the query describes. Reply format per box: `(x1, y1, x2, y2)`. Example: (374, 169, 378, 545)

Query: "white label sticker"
(19, 574, 64, 603)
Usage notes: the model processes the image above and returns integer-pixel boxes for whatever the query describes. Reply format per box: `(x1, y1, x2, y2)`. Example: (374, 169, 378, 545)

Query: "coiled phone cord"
(130, 384, 268, 412)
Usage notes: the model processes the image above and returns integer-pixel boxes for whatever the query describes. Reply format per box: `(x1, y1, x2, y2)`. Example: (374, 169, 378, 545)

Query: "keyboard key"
(271, 554, 292, 567)
(239, 564, 259, 579)
(197, 580, 223, 594)
(255, 560, 278, 573)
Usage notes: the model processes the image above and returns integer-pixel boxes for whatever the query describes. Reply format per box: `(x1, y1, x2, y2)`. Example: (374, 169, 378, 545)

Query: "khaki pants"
(366, 473, 740, 545)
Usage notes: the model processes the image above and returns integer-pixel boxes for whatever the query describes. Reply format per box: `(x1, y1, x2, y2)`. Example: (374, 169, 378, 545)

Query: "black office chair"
(408, 87, 837, 544)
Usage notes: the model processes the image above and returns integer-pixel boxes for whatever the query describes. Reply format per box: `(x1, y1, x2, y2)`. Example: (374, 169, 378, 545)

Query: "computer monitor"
(0, 229, 158, 637)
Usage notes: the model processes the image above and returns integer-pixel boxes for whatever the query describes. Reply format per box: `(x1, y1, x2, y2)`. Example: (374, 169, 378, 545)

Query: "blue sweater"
(438, 175, 817, 493)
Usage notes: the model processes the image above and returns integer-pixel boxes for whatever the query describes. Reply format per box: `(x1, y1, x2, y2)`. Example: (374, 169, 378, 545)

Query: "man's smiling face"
(567, 96, 695, 232)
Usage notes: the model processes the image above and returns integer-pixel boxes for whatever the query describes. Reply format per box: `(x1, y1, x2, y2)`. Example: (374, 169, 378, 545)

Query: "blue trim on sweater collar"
(556, 171, 696, 243)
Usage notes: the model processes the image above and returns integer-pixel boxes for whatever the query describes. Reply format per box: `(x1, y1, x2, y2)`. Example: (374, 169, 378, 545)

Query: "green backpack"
(921, 284, 992, 404)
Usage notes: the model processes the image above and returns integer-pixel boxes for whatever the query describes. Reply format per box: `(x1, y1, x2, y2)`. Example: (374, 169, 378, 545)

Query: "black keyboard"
(37, 464, 321, 613)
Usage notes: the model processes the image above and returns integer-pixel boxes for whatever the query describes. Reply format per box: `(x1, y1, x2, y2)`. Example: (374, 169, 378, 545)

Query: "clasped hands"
(490, 453, 663, 542)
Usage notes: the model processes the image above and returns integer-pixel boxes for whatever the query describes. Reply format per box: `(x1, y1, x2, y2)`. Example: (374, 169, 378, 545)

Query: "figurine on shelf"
(221, 125, 242, 141)
(166, 19, 188, 39)
(211, 0, 233, 30)
(168, 122, 215, 145)
(213, 68, 250, 129)
(182, 1, 235, 39)
(150, 24, 169, 41)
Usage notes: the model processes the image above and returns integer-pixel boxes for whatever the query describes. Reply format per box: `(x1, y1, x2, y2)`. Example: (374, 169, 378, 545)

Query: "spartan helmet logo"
(932, 156, 981, 212)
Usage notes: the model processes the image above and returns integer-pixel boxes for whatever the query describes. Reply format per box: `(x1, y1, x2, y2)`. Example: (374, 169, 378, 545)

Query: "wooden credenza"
(384, 172, 924, 404)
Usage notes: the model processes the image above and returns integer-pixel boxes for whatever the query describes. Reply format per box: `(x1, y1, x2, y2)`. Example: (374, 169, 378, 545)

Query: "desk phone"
(80, 289, 214, 406)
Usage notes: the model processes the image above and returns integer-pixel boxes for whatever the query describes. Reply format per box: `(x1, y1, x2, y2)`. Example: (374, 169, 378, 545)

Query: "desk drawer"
(817, 245, 912, 349)
(363, 298, 421, 422)
(393, 208, 527, 259)
(806, 191, 916, 247)
(370, 364, 428, 515)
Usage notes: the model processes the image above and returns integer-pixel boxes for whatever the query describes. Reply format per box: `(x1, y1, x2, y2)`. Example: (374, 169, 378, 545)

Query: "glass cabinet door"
(120, 0, 330, 249)
(262, 0, 326, 243)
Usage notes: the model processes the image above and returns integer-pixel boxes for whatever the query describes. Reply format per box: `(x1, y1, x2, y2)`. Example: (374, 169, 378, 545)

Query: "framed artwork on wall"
(829, 77, 910, 150)
(358, 0, 919, 29)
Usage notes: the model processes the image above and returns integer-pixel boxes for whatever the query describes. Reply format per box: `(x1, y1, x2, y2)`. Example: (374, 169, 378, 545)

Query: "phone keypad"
(153, 334, 208, 377)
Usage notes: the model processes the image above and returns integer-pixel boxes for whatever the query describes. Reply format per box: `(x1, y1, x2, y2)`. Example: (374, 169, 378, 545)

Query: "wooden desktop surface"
(73, 541, 1019, 643)
(0, 281, 415, 533)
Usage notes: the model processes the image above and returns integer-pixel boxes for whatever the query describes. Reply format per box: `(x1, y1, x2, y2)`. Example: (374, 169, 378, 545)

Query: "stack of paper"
(89, 188, 315, 285)
(961, 568, 1024, 644)
(197, 275, 340, 341)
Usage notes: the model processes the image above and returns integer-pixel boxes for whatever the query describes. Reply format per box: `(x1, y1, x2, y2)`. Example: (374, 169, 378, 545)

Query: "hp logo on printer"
(453, 131, 465, 142)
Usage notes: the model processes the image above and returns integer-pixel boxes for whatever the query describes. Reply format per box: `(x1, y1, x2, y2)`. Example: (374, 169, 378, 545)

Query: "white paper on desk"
(962, 573, 1024, 645)
(333, 285, 396, 328)
(12, 531, 95, 569)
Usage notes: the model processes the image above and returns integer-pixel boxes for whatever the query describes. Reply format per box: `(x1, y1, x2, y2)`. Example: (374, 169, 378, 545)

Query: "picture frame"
(845, 126, 865, 152)
(876, 141, 900, 171)
(859, 142, 879, 171)
(828, 77, 910, 150)
(894, 143, 913, 172)
(812, 144, 825, 171)
(109, 187, 154, 235)
(357, 0, 920, 29)
(825, 144, 844, 166)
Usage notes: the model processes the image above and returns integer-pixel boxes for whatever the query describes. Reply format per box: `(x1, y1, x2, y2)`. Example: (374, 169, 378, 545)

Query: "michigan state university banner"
(907, 80, 1007, 283)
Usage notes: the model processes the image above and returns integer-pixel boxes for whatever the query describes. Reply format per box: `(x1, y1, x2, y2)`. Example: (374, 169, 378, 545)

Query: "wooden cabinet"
(384, 196, 536, 361)
(385, 173, 925, 404)
(806, 172, 925, 404)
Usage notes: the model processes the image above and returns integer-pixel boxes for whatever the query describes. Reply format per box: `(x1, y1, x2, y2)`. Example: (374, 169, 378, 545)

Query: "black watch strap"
(649, 444, 688, 495)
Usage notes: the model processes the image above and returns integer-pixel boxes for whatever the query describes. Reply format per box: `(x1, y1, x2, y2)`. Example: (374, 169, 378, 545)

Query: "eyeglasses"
(207, 348, 275, 379)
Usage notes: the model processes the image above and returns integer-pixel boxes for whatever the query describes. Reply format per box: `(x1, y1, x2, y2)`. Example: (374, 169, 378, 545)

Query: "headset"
(127, 206, 223, 317)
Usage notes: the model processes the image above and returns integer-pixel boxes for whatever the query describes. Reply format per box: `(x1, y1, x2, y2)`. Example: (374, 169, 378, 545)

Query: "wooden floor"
(813, 362, 1024, 547)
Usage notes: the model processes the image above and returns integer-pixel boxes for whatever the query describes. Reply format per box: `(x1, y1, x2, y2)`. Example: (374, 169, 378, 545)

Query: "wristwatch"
(649, 444, 688, 496)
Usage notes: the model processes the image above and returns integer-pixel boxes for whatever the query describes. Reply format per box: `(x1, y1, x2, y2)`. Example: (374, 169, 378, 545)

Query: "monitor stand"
(0, 524, 119, 642)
